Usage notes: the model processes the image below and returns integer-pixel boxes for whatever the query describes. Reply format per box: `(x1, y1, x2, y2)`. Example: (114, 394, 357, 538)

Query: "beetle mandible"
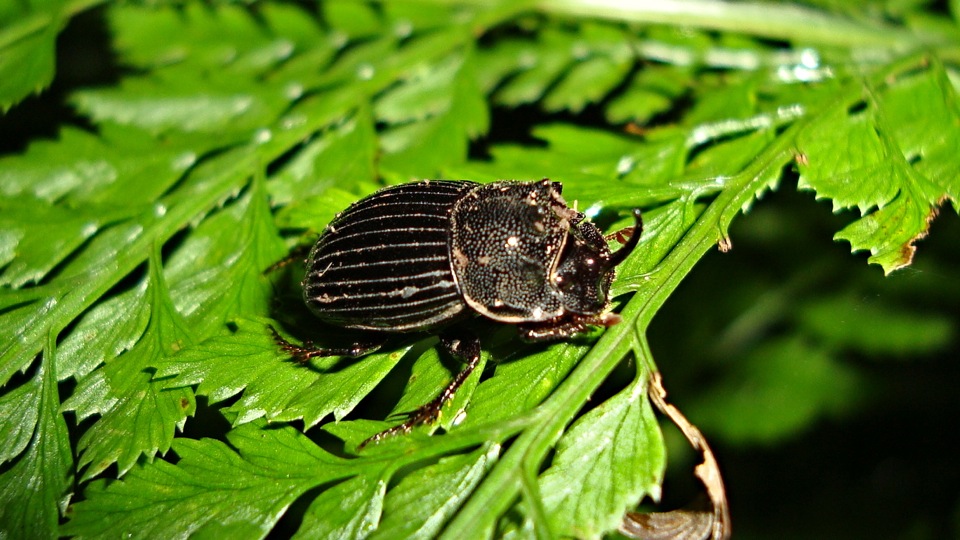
(273, 179, 642, 445)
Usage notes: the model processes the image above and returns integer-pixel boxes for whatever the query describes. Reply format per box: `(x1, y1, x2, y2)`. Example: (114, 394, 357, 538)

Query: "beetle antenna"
(606, 209, 643, 268)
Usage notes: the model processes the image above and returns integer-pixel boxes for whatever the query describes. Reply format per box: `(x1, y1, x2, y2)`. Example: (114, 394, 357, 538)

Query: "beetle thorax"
(449, 180, 614, 324)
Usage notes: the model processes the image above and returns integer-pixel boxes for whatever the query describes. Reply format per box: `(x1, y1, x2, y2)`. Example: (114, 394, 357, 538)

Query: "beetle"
(273, 179, 642, 445)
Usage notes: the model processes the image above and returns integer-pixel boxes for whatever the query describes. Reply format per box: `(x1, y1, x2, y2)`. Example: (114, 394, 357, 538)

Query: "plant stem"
(538, 0, 935, 48)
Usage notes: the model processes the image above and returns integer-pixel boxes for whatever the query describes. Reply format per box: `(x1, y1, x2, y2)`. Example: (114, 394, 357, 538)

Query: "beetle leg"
(519, 320, 590, 342)
(519, 312, 621, 342)
(434, 331, 483, 406)
(262, 242, 312, 274)
(269, 326, 385, 363)
(360, 331, 482, 448)
(605, 209, 643, 268)
(604, 226, 636, 246)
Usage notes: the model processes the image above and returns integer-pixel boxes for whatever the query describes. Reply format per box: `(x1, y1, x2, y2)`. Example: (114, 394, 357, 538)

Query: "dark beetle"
(274, 179, 642, 445)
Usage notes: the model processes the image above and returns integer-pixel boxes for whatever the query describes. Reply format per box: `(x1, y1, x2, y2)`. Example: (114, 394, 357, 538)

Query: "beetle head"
(553, 209, 643, 315)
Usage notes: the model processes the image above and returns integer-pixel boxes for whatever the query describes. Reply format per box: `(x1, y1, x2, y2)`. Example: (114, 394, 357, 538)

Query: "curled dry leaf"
(620, 371, 731, 540)
(621, 503, 713, 540)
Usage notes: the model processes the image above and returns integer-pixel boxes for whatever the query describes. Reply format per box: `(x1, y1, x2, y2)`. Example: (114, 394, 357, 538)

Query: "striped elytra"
(303, 180, 476, 331)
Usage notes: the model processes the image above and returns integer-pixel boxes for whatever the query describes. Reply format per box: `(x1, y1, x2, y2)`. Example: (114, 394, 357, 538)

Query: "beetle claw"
(599, 312, 622, 326)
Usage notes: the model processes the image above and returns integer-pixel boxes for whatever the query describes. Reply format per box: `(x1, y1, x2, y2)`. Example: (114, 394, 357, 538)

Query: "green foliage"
(61, 421, 362, 538)
(538, 375, 664, 538)
(1, 0, 959, 538)
(0, 0, 75, 110)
